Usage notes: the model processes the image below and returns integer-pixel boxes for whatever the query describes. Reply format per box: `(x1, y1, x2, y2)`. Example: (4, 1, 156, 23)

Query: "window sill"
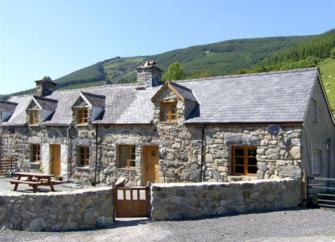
(76, 124, 90, 127)
(160, 121, 178, 125)
(227, 175, 258, 182)
(29, 124, 40, 127)
(76, 166, 90, 172)
(118, 167, 136, 171)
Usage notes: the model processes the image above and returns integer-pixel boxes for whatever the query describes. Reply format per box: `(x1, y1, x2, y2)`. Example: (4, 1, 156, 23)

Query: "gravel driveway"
(1, 209, 335, 242)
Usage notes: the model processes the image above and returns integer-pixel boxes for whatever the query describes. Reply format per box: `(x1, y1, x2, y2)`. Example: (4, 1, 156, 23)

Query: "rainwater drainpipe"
(200, 124, 207, 182)
(66, 123, 74, 180)
(94, 123, 99, 186)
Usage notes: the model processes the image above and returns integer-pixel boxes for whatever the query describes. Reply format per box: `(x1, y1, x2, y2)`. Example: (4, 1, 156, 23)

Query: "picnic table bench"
(9, 172, 62, 193)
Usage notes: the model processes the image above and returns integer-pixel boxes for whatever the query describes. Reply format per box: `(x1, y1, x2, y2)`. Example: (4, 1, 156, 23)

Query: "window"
(232, 146, 257, 175)
(118, 145, 136, 168)
(78, 146, 89, 166)
(312, 150, 321, 175)
(311, 100, 317, 123)
(76, 108, 88, 124)
(31, 144, 41, 163)
(30, 110, 40, 125)
(160, 101, 177, 122)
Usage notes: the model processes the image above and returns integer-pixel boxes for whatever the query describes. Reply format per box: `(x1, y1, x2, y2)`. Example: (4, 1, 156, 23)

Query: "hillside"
(3, 35, 312, 98)
(245, 29, 335, 110)
(319, 58, 335, 110)
(2, 29, 335, 112)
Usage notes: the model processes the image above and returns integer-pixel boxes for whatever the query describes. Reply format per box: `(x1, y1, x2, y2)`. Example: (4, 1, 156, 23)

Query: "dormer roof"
(80, 91, 106, 108)
(0, 101, 17, 112)
(151, 81, 198, 102)
(30, 96, 58, 111)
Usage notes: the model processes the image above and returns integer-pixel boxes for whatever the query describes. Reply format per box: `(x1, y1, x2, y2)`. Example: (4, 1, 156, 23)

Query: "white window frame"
(311, 99, 317, 123)
(311, 149, 321, 175)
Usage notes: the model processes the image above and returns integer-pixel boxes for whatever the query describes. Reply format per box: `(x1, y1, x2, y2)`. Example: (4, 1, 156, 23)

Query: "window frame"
(118, 144, 136, 168)
(160, 100, 177, 123)
(311, 149, 321, 175)
(78, 146, 90, 167)
(31, 144, 41, 163)
(231, 146, 257, 176)
(311, 99, 317, 123)
(29, 110, 40, 125)
(76, 107, 89, 125)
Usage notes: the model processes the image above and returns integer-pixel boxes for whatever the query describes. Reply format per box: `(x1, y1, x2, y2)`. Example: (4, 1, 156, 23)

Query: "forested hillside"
(2, 29, 334, 111)
(243, 29, 335, 110)
(3, 35, 311, 98)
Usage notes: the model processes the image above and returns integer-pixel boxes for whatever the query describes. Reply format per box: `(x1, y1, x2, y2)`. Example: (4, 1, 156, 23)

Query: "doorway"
(143, 146, 160, 183)
(50, 144, 61, 176)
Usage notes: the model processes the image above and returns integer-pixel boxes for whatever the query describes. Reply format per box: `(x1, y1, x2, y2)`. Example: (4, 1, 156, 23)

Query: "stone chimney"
(136, 61, 163, 89)
(35, 76, 56, 97)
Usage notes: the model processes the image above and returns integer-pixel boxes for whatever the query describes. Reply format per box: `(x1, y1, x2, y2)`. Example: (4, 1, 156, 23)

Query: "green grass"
(319, 58, 335, 111)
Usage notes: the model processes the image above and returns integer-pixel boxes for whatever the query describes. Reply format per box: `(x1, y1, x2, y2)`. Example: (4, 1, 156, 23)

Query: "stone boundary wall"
(151, 178, 301, 220)
(0, 187, 114, 231)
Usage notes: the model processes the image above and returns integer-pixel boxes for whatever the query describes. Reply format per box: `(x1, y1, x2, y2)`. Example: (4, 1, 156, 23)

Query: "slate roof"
(1, 67, 319, 126)
(169, 81, 198, 102)
(81, 92, 106, 108)
(32, 96, 58, 111)
(0, 101, 17, 112)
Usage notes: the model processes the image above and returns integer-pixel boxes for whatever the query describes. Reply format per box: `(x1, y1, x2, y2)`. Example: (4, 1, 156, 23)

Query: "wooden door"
(50, 145, 61, 176)
(143, 146, 160, 183)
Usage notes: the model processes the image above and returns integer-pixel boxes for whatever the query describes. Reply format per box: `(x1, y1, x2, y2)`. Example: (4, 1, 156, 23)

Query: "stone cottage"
(0, 62, 334, 186)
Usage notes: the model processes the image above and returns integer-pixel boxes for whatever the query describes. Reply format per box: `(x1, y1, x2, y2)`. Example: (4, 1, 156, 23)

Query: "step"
(317, 199, 335, 203)
(318, 203, 335, 208)
(318, 193, 335, 197)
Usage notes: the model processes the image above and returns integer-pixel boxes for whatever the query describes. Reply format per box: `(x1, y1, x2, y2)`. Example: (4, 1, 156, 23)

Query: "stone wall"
(0, 187, 114, 231)
(151, 178, 301, 220)
(203, 126, 303, 181)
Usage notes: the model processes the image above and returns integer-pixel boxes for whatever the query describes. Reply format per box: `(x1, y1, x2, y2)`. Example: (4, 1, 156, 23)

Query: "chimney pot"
(35, 76, 56, 97)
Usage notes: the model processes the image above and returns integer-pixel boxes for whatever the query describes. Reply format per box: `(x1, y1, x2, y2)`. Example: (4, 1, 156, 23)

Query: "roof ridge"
(0, 100, 17, 105)
(53, 82, 140, 94)
(81, 91, 106, 99)
(176, 67, 319, 83)
(33, 95, 58, 102)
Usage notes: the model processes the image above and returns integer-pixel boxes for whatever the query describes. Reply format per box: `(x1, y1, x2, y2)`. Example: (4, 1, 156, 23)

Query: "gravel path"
(1, 209, 335, 242)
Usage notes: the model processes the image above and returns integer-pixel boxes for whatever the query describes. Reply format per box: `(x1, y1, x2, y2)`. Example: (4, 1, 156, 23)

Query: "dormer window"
(76, 108, 88, 124)
(160, 101, 177, 122)
(30, 110, 40, 125)
(72, 92, 105, 125)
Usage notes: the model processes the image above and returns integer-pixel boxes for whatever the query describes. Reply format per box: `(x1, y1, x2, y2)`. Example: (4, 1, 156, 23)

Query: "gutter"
(66, 122, 74, 180)
(93, 123, 99, 186)
(200, 124, 207, 182)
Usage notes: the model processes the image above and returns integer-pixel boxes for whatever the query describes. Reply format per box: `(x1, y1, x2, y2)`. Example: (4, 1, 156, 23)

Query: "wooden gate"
(0, 159, 13, 176)
(114, 186, 150, 218)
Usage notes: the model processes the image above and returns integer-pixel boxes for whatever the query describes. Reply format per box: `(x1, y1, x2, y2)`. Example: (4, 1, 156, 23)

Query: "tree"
(330, 47, 335, 59)
(162, 62, 186, 81)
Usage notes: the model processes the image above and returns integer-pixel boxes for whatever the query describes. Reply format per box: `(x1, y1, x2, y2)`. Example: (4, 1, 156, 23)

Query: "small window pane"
(248, 157, 257, 166)
(233, 146, 257, 175)
(235, 148, 244, 156)
(79, 146, 89, 166)
(160, 102, 177, 122)
(235, 157, 244, 165)
(119, 145, 136, 168)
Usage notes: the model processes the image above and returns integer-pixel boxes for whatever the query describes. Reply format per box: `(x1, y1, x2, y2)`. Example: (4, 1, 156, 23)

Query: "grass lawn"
(319, 58, 335, 111)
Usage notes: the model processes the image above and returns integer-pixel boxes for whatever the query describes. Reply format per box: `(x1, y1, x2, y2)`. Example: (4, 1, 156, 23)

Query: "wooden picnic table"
(10, 172, 58, 193)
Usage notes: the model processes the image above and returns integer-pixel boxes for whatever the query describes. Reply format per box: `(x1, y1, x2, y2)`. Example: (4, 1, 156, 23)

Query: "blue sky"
(0, 0, 334, 94)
